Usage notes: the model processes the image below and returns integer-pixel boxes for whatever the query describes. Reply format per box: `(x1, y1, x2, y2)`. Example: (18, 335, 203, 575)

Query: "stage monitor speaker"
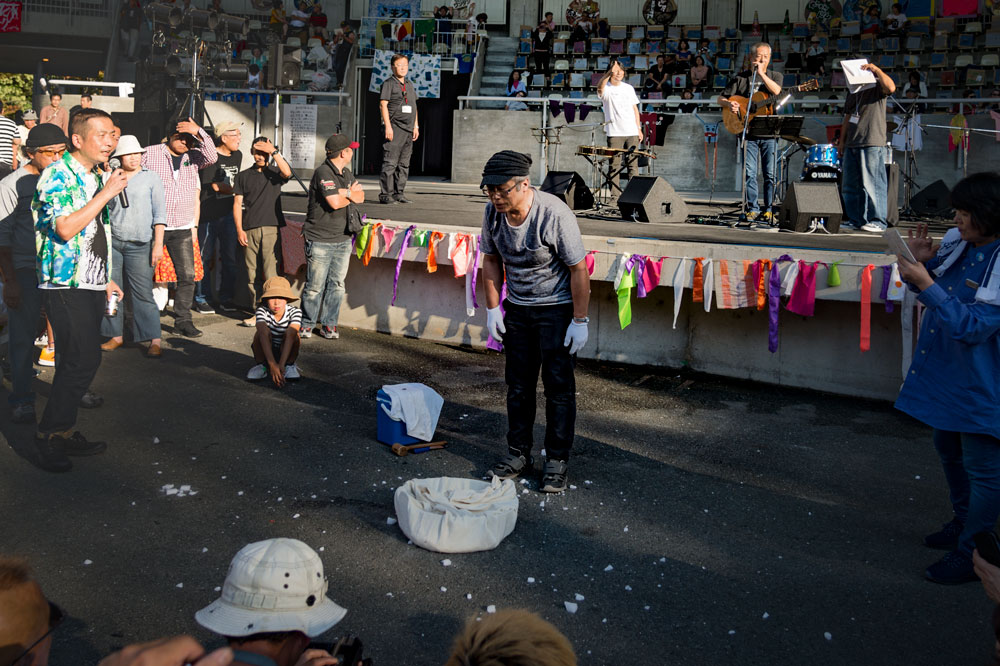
(541, 171, 594, 210)
(617, 176, 689, 224)
(911, 179, 952, 217)
(779, 182, 843, 233)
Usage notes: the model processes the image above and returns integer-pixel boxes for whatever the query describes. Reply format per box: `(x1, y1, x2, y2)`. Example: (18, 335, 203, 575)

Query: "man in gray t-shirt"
(479, 150, 589, 494)
(838, 62, 895, 233)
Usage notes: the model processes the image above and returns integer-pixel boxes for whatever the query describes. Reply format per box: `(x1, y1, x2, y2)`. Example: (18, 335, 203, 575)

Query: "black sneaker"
(79, 391, 104, 409)
(925, 550, 978, 585)
(380, 197, 399, 205)
(924, 518, 964, 550)
(217, 302, 240, 314)
(176, 321, 203, 338)
(540, 459, 569, 493)
(54, 431, 107, 456)
(193, 301, 216, 314)
(395, 195, 413, 204)
(34, 435, 72, 473)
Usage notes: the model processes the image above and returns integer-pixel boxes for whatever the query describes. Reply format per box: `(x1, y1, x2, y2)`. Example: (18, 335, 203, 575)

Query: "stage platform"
(280, 177, 948, 254)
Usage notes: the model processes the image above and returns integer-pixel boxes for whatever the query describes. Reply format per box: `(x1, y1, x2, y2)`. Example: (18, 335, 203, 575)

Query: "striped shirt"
(256, 304, 302, 346)
(0, 116, 17, 166)
(141, 129, 218, 230)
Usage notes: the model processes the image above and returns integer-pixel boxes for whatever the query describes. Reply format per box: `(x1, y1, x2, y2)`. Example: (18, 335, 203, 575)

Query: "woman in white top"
(903, 71, 928, 98)
(597, 58, 644, 186)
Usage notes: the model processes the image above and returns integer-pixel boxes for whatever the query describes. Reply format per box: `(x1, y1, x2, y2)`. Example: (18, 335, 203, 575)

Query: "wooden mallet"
(391, 441, 447, 457)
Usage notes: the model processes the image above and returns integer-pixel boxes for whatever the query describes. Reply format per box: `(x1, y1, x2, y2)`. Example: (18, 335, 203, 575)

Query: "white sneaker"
(284, 364, 301, 380)
(246, 363, 267, 380)
(860, 222, 887, 233)
(300, 327, 313, 339)
(34, 334, 48, 348)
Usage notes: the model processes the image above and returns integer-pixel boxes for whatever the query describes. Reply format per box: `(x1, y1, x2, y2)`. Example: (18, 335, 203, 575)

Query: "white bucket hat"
(195, 538, 347, 638)
(112, 135, 145, 157)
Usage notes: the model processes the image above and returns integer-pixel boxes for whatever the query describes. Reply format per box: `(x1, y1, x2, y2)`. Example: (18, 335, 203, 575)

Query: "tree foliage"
(0, 73, 34, 118)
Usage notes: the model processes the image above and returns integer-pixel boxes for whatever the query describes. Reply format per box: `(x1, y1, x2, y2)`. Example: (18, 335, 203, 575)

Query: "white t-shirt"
(886, 12, 906, 29)
(600, 81, 641, 137)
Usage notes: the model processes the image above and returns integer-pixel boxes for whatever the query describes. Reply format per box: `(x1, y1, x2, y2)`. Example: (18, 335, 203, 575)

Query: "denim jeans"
(932, 429, 1000, 557)
(162, 229, 196, 325)
(39, 289, 104, 435)
(101, 238, 161, 342)
(7, 268, 42, 406)
(196, 214, 237, 305)
(503, 301, 576, 461)
(743, 138, 776, 213)
(300, 239, 352, 330)
(842, 145, 887, 229)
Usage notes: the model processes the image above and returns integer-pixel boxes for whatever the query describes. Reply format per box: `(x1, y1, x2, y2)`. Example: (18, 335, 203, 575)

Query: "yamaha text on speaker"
(617, 176, 689, 224)
(540, 171, 594, 210)
(779, 182, 843, 233)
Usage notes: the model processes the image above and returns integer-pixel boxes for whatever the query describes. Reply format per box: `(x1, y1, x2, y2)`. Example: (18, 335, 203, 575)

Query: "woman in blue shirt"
(99, 135, 167, 357)
(896, 172, 1000, 585)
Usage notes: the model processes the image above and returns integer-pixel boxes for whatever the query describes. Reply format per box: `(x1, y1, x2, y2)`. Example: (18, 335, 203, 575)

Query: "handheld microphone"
(108, 158, 129, 209)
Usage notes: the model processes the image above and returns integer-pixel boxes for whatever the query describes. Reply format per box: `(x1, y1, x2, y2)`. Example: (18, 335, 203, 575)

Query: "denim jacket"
(108, 169, 166, 243)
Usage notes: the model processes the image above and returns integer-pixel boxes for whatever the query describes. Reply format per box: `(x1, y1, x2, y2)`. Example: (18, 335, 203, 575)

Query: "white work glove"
(563, 320, 588, 355)
(486, 306, 506, 341)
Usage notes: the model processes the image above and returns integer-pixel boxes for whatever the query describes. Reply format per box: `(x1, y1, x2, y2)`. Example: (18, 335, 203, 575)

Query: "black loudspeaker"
(886, 162, 899, 227)
(779, 182, 843, 233)
(911, 179, 952, 217)
(540, 171, 594, 210)
(617, 176, 689, 224)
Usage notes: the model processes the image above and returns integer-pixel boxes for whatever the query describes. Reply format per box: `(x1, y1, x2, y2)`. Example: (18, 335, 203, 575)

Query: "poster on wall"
(369, 49, 442, 99)
(281, 103, 318, 170)
(0, 1, 22, 32)
(370, 0, 419, 18)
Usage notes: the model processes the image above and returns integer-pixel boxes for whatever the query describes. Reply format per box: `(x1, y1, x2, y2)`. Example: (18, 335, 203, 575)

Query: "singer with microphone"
(597, 57, 643, 195)
(99, 135, 167, 357)
(718, 42, 782, 224)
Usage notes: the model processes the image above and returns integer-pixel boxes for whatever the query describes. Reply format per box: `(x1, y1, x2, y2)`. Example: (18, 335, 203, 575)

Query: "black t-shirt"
(233, 165, 289, 230)
(200, 150, 242, 220)
(170, 154, 184, 172)
(304, 160, 355, 243)
(721, 69, 782, 100)
(380, 76, 418, 131)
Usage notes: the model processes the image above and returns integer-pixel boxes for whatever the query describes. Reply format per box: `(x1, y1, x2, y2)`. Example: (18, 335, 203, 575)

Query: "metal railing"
(358, 16, 482, 58)
(23, 0, 112, 18)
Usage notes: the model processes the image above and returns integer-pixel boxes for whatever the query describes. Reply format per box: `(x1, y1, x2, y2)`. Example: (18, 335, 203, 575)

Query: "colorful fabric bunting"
(860, 263, 875, 352)
(391, 225, 415, 306)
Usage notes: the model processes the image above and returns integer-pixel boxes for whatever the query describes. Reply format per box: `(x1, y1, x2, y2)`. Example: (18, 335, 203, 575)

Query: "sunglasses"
(8, 601, 64, 665)
(36, 147, 66, 158)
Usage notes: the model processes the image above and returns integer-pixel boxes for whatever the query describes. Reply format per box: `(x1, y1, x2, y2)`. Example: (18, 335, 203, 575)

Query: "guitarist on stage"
(718, 43, 782, 224)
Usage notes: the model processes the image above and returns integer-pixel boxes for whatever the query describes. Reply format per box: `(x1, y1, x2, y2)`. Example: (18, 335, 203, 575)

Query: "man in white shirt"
(597, 58, 643, 191)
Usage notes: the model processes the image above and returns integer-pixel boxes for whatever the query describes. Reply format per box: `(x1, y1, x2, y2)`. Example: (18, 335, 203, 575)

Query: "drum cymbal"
(886, 120, 898, 133)
(781, 135, 817, 146)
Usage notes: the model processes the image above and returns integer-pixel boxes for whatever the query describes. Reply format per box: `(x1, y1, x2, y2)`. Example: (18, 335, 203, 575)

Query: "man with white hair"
(196, 538, 359, 666)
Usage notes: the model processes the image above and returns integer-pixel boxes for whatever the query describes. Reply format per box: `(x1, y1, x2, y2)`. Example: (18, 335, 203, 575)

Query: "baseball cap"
(25, 124, 69, 149)
(22, 110, 38, 121)
(214, 121, 242, 135)
(325, 134, 359, 153)
(195, 538, 347, 638)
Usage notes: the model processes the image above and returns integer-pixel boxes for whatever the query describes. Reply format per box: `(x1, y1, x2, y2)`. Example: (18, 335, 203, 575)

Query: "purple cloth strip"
(880, 265, 894, 313)
(768, 255, 794, 353)
(486, 282, 506, 352)
(470, 237, 481, 309)
(391, 225, 415, 306)
(630, 254, 648, 298)
(549, 100, 562, 117)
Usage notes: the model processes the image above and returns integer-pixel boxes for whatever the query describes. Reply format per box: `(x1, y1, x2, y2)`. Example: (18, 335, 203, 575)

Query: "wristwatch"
(573, 316, 589, 323)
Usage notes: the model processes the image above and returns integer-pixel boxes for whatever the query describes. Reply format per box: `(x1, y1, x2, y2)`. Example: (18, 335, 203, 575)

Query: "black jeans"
(39, 289, 104, 435)
(504, 301, 576, 461)
(533, 52, 551, 78)
(163, 229, 196, 324)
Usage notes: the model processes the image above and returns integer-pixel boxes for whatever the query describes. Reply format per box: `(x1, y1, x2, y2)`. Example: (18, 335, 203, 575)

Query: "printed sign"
(0, 1, 22, 32)
(281, 104, 317, 170)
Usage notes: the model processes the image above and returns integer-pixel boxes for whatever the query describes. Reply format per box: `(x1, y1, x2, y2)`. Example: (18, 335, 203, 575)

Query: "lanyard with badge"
(400, 80, 412, 115)
(850, 93, 861, 124)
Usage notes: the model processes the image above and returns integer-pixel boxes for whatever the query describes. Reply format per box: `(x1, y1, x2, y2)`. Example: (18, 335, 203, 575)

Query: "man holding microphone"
(31, 108, 125, 472)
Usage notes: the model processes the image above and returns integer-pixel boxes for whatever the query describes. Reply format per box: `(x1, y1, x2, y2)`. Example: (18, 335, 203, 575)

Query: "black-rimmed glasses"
(481, 182, 518, 198)
(8, 601, 64, 666)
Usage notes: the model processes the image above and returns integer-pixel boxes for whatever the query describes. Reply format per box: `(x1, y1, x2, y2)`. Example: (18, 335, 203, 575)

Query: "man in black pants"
(30, 109, 125, 472)
(531, 21, 553, 83)
(378, 54, 419, 205)
(479, 151, 590, 493)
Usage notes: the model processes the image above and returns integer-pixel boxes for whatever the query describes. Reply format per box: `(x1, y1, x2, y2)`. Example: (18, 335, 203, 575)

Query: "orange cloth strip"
(692, 257, 705, 302)
(860, 263, 874, 352)
(426, 231, 445, 273)
(363, 222, 382, 266)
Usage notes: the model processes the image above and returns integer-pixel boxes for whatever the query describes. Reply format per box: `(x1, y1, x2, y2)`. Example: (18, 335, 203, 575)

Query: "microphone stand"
(736, 65, 760, 227)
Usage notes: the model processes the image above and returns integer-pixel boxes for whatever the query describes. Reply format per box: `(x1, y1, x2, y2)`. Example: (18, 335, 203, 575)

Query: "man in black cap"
(0, 124, 69, 426)
(479, 150, 590, 493)
(378, 54, 419, 205)
(299, 134, 363, 340)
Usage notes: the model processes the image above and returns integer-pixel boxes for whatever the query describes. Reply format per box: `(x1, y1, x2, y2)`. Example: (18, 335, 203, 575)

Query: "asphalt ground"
(1, 311, 995, 665)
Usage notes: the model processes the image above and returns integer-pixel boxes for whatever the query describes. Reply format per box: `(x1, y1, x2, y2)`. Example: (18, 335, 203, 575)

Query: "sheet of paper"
(884, 228, 917, 263)
(842, 58, 877, 93)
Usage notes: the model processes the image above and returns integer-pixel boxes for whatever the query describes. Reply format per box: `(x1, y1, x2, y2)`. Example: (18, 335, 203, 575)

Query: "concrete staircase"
(478, 33, 519, 109)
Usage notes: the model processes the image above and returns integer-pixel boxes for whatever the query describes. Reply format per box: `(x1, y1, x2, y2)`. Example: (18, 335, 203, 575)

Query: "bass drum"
(642, 0, 678, 25)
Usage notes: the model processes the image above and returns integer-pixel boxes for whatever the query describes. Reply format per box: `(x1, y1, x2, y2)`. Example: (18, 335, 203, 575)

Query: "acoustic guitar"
(721, 79, 819, 135)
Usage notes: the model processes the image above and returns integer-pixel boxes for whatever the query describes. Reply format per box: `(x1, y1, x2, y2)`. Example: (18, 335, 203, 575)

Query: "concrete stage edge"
(280, 183, 924, 402)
